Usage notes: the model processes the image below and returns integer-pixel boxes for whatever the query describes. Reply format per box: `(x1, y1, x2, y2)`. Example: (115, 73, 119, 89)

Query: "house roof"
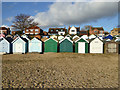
(91, 27, 104, 31)
(48, 28, 67, 33)
(26, 26, 40, 29)
(80, 30, 88, 34)
(41, 37, 48, 42)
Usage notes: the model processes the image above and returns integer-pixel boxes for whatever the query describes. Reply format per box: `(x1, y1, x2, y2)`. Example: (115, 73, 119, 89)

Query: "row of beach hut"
(0, 35, 119, 54)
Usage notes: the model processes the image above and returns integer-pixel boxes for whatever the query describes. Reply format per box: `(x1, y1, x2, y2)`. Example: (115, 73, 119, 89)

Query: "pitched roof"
(59, 37, 73, 43)
(12, 36, 28, 43)
(48, 28, 67, 33)
(73, 37, 80, 42)
(89, 37, 103, 43)
(44, 38, 58, 42)
(26, 26, 40, 29)
(41, 37, 48, 42)
(68, 26, 80, 32)
(5, 37, 13, 43)
(91, 27, 104, 31)
(75, 37, 89, 43)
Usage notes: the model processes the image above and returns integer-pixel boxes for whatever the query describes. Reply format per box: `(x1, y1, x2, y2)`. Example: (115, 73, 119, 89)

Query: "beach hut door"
(78, 42, 85, 53)
(15, 43, 22, 52)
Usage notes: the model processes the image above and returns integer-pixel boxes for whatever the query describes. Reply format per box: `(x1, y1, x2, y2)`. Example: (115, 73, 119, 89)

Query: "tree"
(84, 25, 92, 37)
(12, 14, 38, 33)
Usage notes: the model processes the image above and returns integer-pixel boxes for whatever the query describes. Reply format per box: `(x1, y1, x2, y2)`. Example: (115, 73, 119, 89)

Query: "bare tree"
(12, 14, 38, 33)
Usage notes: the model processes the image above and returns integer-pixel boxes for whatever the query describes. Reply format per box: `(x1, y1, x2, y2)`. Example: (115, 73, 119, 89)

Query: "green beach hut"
(75, 38, 89, 53)
(44, 38, 58, 52)
(59, 37, 73, 52)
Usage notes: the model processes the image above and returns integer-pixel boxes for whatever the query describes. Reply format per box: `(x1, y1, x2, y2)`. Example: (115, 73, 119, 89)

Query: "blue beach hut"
(0, 37, 13, 54)
(29, 37, 43, 53)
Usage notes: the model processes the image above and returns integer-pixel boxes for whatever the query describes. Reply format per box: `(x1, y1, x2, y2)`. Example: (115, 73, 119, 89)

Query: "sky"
(2, 1, 120, 32)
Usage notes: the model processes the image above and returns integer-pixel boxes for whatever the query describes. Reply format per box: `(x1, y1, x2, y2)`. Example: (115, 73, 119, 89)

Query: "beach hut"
(103, 34, 113, 40)
(58, 36, 64, 41)
(0, 37, 13, 54)
(50, 35, 57, 39)
(72, 35, 79, 40)
(29, 37, 42, 53)
(59, 37, 73, 52)
(65, 34, 71, 38)
(75, 38, 89, 53)
(89, 34, 96, 39)
(118, 42, 120, 54)
(72, 36, 79, 42)
(44, 38, 58, 52)
(80, 35, 88, 40)
(21, 34, 31, 41)
(106, 39, 111, 42)
(90, 37, 103, 53)
(12, 36, 28, 54)
(104, 41, 118, 53)
(115, 38, 120, 42)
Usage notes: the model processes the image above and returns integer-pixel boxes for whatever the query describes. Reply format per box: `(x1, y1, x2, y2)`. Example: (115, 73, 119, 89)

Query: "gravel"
(2, 53, 118, 88)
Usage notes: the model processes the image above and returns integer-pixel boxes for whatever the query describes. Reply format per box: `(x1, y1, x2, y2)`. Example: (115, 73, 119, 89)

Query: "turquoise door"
(60, 39, 73, 52)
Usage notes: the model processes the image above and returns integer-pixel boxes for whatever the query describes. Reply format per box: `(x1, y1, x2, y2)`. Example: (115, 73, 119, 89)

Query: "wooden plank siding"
(104, 42, 118, 53)
(59, 39, 73, 52)
(44, 38, 58, 52)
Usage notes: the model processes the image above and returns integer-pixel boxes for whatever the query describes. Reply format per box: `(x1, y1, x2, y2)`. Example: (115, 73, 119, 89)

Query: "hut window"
(56, 30, 58, 32)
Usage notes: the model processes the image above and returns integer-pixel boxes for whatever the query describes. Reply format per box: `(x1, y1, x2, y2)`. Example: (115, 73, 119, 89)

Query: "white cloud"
(33, 2, 118, 28)
(5, 17, 13, 22)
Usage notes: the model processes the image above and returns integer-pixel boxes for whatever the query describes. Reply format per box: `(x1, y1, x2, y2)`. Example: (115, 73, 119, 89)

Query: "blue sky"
(2, 2, 119, 32)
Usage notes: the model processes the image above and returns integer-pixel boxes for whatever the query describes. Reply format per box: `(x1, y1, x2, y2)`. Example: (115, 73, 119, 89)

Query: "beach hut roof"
(12, 36, 28, 43)
(89, 37, 103, 43)
(75, 37, 89, 43)
(73, 37, 80, 42)
(44, 37, 58, 42)
(59, 37, 73, 43)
